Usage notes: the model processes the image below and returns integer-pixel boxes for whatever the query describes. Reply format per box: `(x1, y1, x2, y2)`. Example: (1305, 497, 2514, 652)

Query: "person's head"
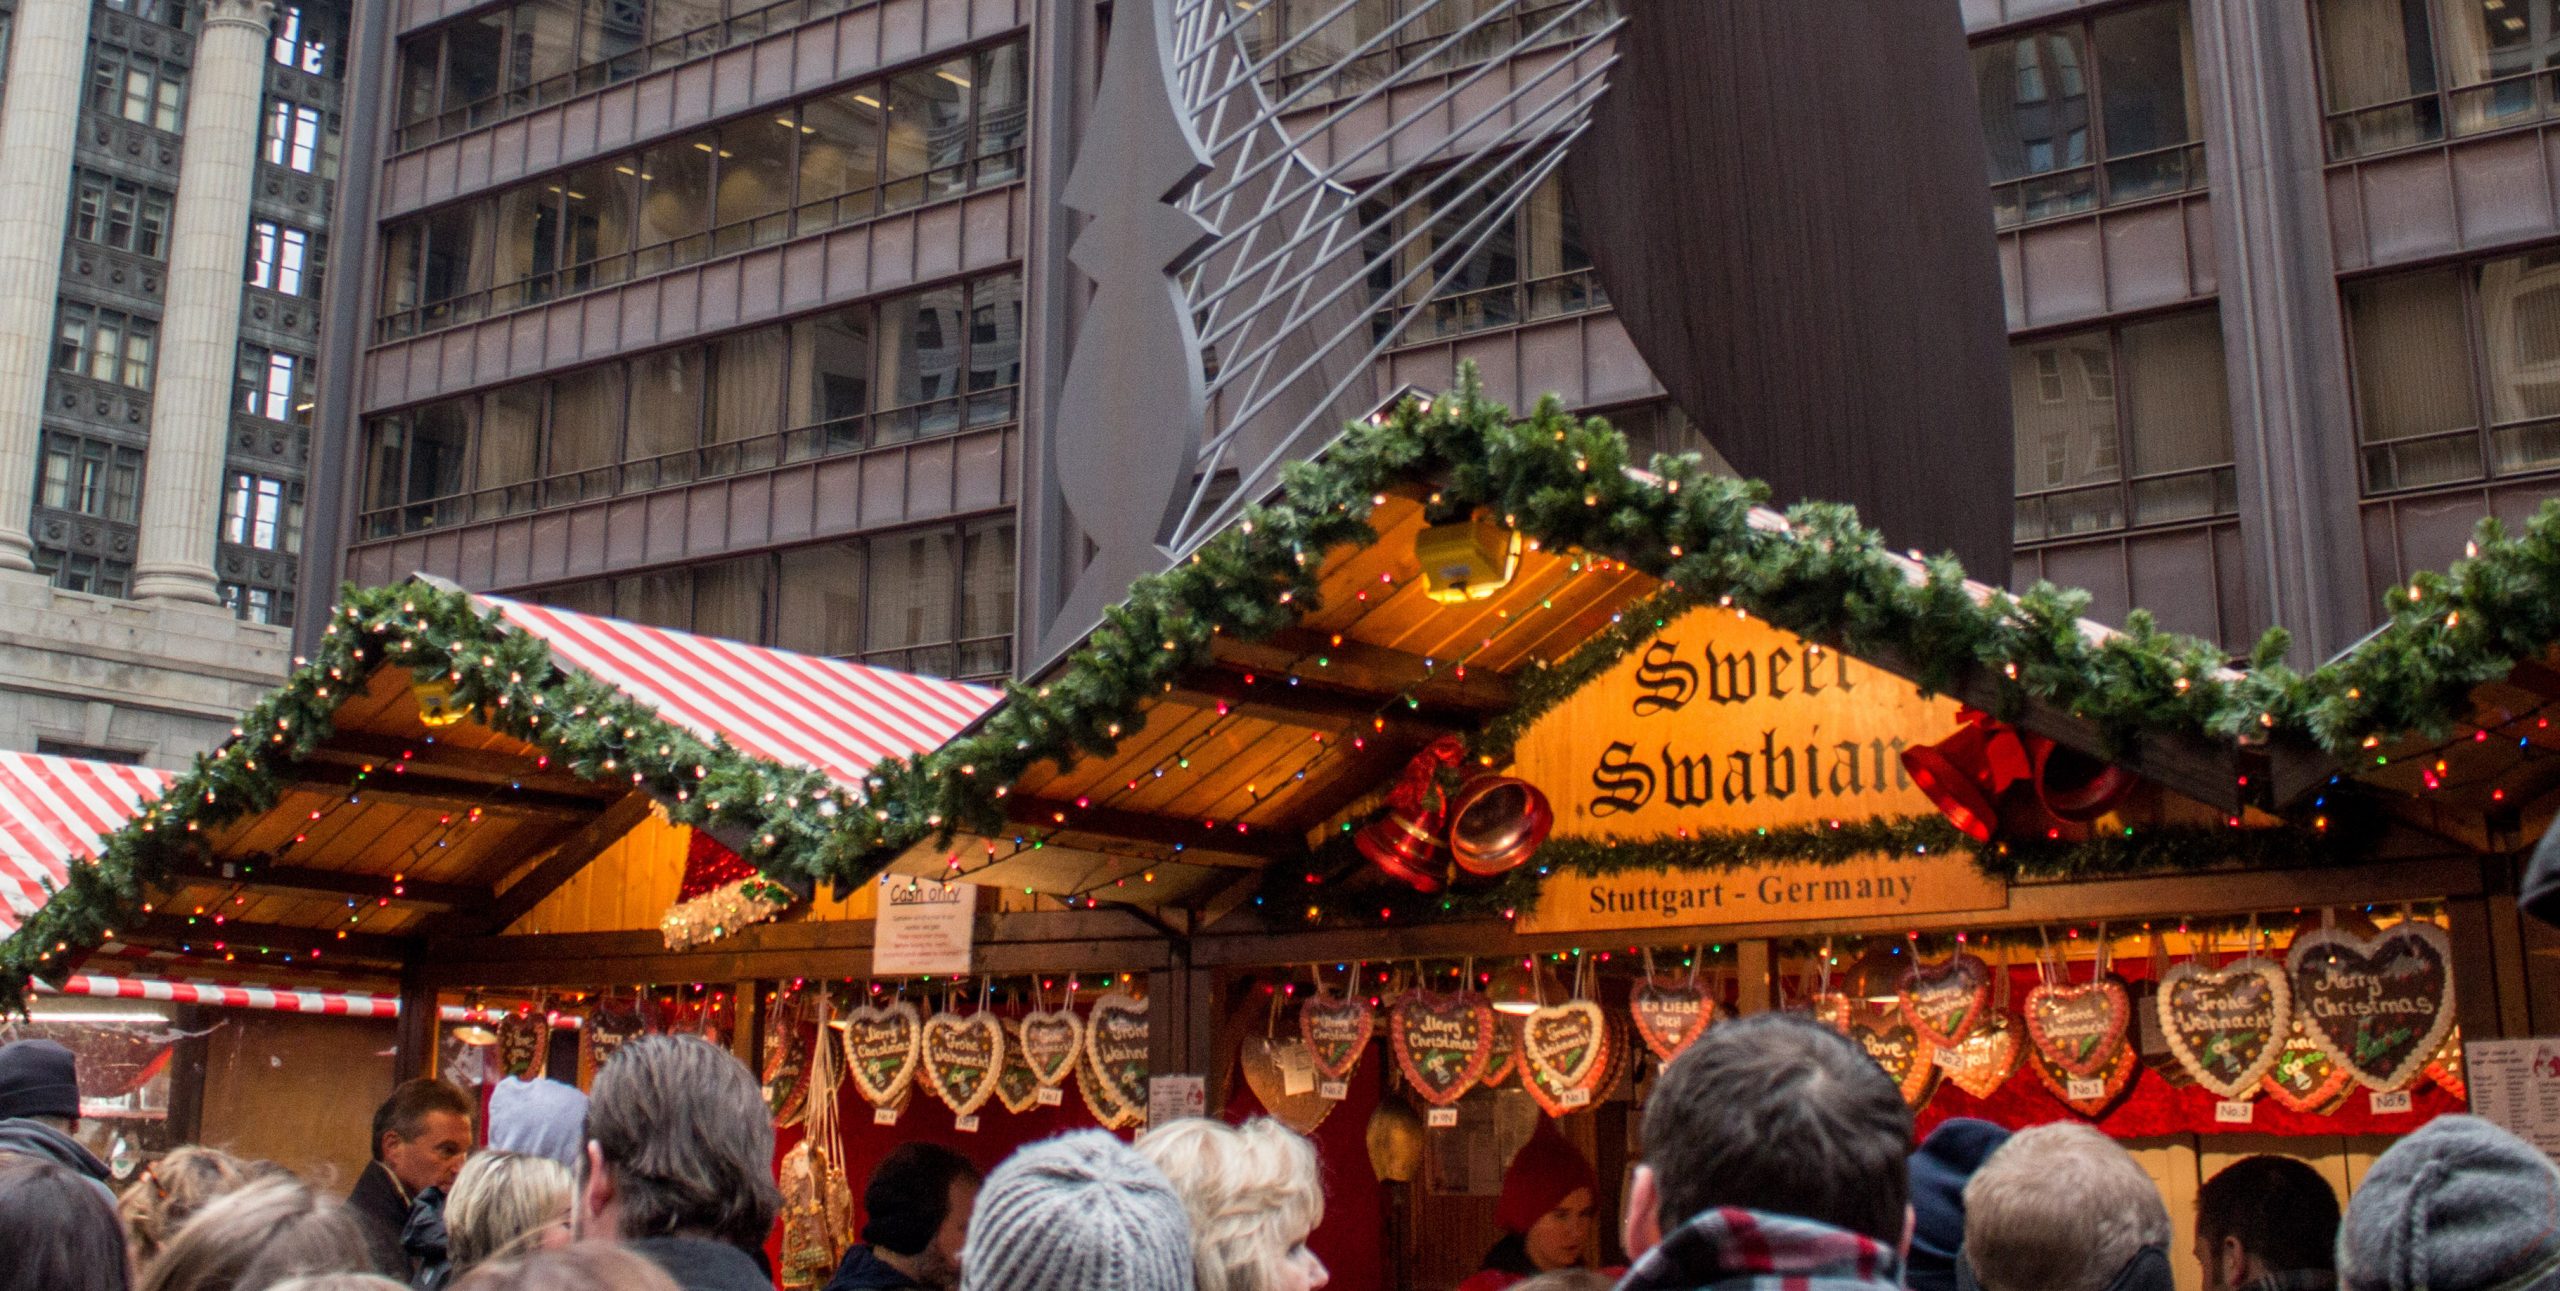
(1493, 1122, 1598, 1272)
(447, 1150, 575, 1274)
(121, 1145, 252, 1267)
(861, 1142, 984, 1288)
(575, 1034, 778, 1252)
(1962, 1123, 2172, 1291)
(958, 1130, 1197, 1291)
(0, 1151, 127, 1291)
(447, 1242, 683, 1291)
(1137, 1117, 1329, 1291)
(369, 1077, 475, 1194)
(262, 1279, 410, 1291)
(1627, 1012, 1913, 1256)
(2194, 1155, 2339, 1291)
(138, 1174, 376, 1291)
(2337, 1114, 2560, 1291)
(0, 1038, 82, 1131)
(1905, 1119, 2010, 1291)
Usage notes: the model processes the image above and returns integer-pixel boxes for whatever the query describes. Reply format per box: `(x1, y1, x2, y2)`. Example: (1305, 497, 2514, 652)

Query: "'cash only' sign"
(1513, 609, 2008, 934)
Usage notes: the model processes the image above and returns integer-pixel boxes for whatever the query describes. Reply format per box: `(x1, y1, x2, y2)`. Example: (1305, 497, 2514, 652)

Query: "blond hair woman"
(1135, 1117, 1330, 1291)
(119, 1146, 250, 1267)
(444, 1151, 574, 1276)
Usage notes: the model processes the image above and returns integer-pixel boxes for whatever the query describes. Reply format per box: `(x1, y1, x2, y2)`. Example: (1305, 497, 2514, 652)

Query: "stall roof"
(0, 751, 170, 931)
(0, 584, 999, 1009)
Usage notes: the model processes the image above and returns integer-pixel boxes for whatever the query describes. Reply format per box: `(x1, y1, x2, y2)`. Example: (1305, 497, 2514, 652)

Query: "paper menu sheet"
(2465, 1039, 2560, 1159)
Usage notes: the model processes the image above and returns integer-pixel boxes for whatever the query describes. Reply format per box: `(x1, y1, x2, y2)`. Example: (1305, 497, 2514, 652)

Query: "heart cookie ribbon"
(2155, 957, 2290, 1100)
(1898, 952, 1994, 1050)
(1084, 992, 1151, 1128)
(839, 1000, 922, 1109)
(2286, 921, 2456, 1092)
(1387, 990, 1493, 1107)
(2025, 978, 2132, 1079)
(920, 1010, 1004, 1118)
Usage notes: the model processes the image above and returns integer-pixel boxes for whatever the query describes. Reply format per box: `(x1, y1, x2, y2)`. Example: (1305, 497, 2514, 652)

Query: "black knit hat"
(0, 1039, 80, 1122)
(862, 1141, 982, 1256)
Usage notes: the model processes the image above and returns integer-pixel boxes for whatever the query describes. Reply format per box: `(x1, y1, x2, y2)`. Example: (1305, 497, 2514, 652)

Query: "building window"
(101, 0, 183, 27)
(2010, 308, 2237, 543)
(271, 4, 339, 76)
(36, 431, 143, 522)
(2315, 0, 2560, 158)
(1358, 168, 1599, 343)
(237, 346, 315, 424)
(71, 171, 174, 258)
(219, 582, 295, 626)
(90, 52, 186, 133)
(2345, 248, 2560, 492)
(357, 273, 1021, 535)
(375, 36, 1030, 338)
(1244, 0, 1619, 104)
(54, 304, 157, 390)
(263, 99, 330, 174)
(249, 220, 316, 295)
(531, 519, 1018, 681)
(34, 739, 141, 763)
(35, 550, 133, 598)
(1973, 1, 2204, 229)
(221, 471, 303, 552)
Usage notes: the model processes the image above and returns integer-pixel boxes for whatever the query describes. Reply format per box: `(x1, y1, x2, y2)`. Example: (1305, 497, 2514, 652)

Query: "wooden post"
(1735, 940, 1774, 1013)
(393, 960, 437, 1084)
(731, 981, 763, 1070)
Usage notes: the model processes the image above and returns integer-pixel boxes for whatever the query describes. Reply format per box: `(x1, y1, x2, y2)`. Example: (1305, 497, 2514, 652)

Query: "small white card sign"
(2468, 1039, 2560, 1161)
(1148, 1075, 1207, 1127)
(872, 877, 977, 977)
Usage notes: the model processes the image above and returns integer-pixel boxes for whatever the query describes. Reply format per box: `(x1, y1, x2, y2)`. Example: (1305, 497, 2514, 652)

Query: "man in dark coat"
(825, 1142, 982, 1291)
(348, 1077, 475, 1276)
(0, 1039, 113, 1203)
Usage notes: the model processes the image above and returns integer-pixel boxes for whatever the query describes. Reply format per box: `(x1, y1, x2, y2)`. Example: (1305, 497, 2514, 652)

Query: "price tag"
(1035, 1086, 1064, 1107)
(1560, 1087, 1592, 1109)
(1426, 1107, 1458, 1128)
(2371, 1090, 2413, 1115)
(872, 1106, 901, 1126)
(2066, 1078, 2105, 1101)
(1319, 1080, 1349, 1101)
(1931, 1047, 1962, 1070)
(2215, 1100, 2256, 1124)
(1275, 1044, 1318, 1096)
(954, 1115, 981, 1133)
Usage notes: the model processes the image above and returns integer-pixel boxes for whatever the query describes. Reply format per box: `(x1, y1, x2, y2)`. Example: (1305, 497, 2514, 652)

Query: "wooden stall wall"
(194, 1012, 399, 1187)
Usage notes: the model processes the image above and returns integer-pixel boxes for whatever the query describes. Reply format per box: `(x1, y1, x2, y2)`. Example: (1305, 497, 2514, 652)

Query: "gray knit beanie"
(960, 1130, 1197, 1291)
(2339, 1115, 2560, 1291)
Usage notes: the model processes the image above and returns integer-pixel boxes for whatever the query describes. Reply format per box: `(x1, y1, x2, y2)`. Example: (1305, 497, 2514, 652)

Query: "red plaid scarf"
(1620, 1207, 1904, 1291)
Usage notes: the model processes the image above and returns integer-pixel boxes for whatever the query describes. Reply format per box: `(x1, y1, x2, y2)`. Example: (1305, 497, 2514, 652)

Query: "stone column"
(0, 0, 103, 575)
(133, 0, 276, 604)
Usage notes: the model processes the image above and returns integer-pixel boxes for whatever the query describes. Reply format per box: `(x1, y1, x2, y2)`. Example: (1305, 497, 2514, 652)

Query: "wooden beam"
(290, 758, 613, 818)
(1212, 629, 1515, 713)
(1188, 855, 2489, 967)
(1005, 796, 1300, 859)
(305, 732, 624, 799)
(134, 914, 415, 964)
(1171, 668, 1471, 740)
(394, 961, 437, 1083)
(161, 859, 486, 911)
(470, 793, 658, 935)
(416, 909, 1174, 988)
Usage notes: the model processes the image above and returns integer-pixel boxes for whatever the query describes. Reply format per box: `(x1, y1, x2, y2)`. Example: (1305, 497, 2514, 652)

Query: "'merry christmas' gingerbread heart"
(1899, 953, 1993, 1051)
(2286, 921, 2455, 1093)
(1300, 993, 1375, 1081)
(1387, 990, 1492, 1107)
(839, 1001, 922, 1109)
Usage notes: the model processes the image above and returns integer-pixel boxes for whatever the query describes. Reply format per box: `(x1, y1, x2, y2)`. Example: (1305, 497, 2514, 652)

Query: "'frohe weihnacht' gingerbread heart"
(2156, 957, 2290, 1100)
(920, 1010, 1004, 1118)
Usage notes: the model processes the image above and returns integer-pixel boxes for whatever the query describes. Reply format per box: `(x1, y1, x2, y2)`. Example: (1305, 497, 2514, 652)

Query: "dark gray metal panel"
(1562, 0, 2014, 580)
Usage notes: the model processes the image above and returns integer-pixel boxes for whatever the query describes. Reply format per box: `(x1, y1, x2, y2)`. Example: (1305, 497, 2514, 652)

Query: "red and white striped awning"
(482, 594, 1000, 791)
(0, 750, 172, 933)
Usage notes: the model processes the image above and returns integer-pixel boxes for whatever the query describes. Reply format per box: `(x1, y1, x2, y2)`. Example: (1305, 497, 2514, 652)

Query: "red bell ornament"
(1900, 710, 2032, 842)
(1356, 799, 1449, 892)
(1447, 776, 1553, 876)
(2027, 735, 2136, 822)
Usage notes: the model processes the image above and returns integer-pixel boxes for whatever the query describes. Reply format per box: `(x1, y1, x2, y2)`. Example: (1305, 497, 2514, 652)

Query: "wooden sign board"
(1512, 608, 2004, 934)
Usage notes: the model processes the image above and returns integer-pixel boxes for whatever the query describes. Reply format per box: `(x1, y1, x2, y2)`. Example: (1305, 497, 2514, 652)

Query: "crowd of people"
(3, 1014, 2557, 1291)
